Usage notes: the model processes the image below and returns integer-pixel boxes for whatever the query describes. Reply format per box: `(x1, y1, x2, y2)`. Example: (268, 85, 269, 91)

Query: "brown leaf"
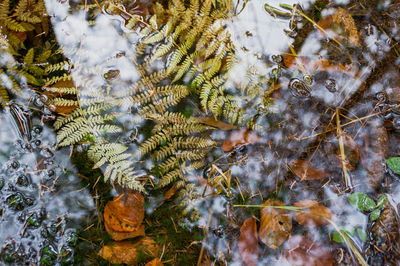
(104, 192, 145, 240)
(332, 7, 359, 45)
(293, 200, 332, 227)
(284, 235, 333, 266)
(360, 125, 388, 189)
(195, 116, 238, 130)
(98, 237, 160, 265)
(163, 184, 176, 201)
(145, 258, 164, 266)
(14, 32, 27, 43)
(222, 129, 262, 151)
(289, 160, 329, 180)
(41, 80, 78, 115)
(238, 217, 259, 266)
(259, 199, 292, 249)
(105, 223, 145, 241)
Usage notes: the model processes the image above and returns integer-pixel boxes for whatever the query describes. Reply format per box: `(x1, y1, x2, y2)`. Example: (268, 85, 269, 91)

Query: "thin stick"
(336, 108, 351, 189)
(197, 208, 213, 266)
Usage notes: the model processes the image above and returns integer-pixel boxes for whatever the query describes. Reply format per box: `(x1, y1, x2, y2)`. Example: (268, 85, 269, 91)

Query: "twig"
(336, 108, 352, 189)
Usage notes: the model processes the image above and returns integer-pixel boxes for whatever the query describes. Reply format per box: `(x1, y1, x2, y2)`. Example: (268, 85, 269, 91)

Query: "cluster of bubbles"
(375, 91, 400, 130)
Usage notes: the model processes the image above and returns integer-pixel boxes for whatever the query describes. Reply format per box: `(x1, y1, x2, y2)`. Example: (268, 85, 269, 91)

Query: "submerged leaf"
(238, 217, 259, 266)
(332, 7, 359, 45)
(386, 157, 400, 174)
(347, 192, 376, 211)
(104, 192, 145, 240)
(356, 228, 367, 242)
(259, 199, 292, 249)
(370, 209, 381, 221)
(284, 235, 333, 266)
(332, 227, 355, 243)
(98, 237, 160, 264)
(289, 160, 329, 180)
(293, 200, 332, 227)
(222, 129, 261, 151)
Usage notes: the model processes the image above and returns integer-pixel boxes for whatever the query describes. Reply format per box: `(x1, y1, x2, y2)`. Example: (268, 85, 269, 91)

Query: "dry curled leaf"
(98, 237, 160, 265)
(284, 235, 333, 266)
(294, 200, 332, 227)
(222, 129, 261, 151)
(259, 199, 292, 249)
(289, 160, 329, 180)
(238, 217, 259, 266)
(104, 192, 145, 240)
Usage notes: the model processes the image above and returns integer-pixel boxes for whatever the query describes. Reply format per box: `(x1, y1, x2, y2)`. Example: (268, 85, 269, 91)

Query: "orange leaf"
(293, 200, 332, 227)
(259, 199, 292, 249)
(222, 129, 261, 151)
(14, 32, 27, 43)
(104, 192, 145, 240)
(289, 160, 329, 180)
(163, 185, 176, 201)
(41, 80, 78, 115)
(284, 235, 333, 266)
(238, 217, 259, 266)
(145, 258, 164, 266)
(98, 237, 159, 265)
(105, 223, 145, 241)
(332, 7, 359, 45)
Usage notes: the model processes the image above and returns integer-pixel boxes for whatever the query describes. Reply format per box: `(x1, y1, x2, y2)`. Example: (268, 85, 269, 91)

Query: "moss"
(145, 202, 202, 265)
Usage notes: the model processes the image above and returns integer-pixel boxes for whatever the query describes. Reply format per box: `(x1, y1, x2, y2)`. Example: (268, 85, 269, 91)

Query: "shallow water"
(1, 0, 399, 264)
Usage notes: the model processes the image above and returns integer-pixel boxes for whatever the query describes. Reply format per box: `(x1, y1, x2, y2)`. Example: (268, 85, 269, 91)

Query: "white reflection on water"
(41, 0, 400, 264)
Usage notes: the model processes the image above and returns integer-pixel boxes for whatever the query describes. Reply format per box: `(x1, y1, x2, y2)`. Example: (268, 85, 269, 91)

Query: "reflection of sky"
(42, 0, 400, 264)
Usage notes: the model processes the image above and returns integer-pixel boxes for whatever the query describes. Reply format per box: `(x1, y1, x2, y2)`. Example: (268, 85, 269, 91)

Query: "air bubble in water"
(324, 78, 336, 92)
(271, 55, 283, 64)
(47, 105, 56, 112)
(39, 94, 48, 104)
(375, 91, 388, 103)
(289, 78, 311, 97)
(392, 116, 400, 130)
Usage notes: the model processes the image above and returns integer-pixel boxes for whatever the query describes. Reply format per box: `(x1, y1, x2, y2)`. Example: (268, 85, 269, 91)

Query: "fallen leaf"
(238, 217, 259, 266)
(98, 237, 160, 265)
(289, 160, 329, 180)
(14, 32, 27, 43)
(284, 235, 333, 266)
(41, 80, 78, 115)
(145, 258, 164, 266)
(222, 129, 262, 151)
(105, 223, 145, 241)
(332, 7, 359, 45)
(371, 205, 400, 253)
(259, 199, 292, 249)
(360, 125, 388, 189)
(104, 192, 145, 240)
(195, 116, 238, 130)
(163, 184, 176, 201)
(293, 200, 332, 227)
